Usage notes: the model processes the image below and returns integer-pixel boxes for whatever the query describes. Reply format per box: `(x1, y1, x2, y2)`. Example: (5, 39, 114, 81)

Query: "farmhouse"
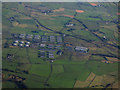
(75, 46, 88, 53)
(56, 36, 62, 42)
(49, 36, 55, 42)
(41, 35, 47, 42)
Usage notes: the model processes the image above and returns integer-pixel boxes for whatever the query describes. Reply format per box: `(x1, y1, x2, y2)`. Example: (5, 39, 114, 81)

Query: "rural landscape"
(2, 2, 119, 88)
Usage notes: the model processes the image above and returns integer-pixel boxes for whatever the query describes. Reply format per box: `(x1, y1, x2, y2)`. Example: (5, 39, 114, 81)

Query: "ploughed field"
(2, 2, 119, 88)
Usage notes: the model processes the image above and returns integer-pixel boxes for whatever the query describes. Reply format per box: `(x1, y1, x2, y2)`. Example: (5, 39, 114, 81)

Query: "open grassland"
(2, 2, 119, 88)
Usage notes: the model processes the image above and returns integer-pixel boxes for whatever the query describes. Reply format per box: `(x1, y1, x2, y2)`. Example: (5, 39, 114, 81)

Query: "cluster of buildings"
(38, 50, 54, 59)
(12, 40, 30, 47)
(12, 34, 63, 43)
(38, 44, 63, 59)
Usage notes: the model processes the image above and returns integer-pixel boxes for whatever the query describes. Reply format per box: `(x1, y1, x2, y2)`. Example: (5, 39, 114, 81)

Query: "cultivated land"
(2, 2, 120, 88)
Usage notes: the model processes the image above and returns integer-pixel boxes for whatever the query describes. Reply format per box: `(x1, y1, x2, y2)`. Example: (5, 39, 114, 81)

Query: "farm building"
(7, 54, 14, 59)
(40, 51, 45, 58)
(66, 23, 74, 27)
(56, 36, 62, 42)
(25, 44, 30, 47)
(75, 46, 88, 53)
(56, 50, 62, 55)
(26, 42, 30, 44)
(49, 36, 55, 42)
(47, 44, 54, 49)
(41, 36, 47, 42)
(26, 34, 33, 39)
(48, 52, 54, 59)
(19, 44, 23, 47)
(14, 40, 19, 43)
(34, 35, 40, 39)
(19, 34, 26, 39)
(55, 45, 61, 49)
(40, 44, 46, 48)
(12, 43, 18, 46)
(20, 41, 24, 44)
(12, 34, 18, 38)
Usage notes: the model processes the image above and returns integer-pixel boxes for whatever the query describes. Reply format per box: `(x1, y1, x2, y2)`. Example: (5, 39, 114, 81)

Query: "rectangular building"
(40, 51, 45, 58)
(49, 36, 55, 42)
(56, 36, 62, 42)
(41, 36, 47, 42)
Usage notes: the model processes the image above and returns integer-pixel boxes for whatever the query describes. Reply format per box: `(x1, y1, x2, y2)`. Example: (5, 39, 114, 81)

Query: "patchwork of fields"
(2, 2, 119, 88)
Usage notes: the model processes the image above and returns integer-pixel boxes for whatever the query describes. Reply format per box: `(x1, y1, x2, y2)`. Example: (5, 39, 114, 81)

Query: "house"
(75, 46, 88, 53)
(56, 36, 62, 42)
(41, 36, 47, 42)
(34, 35, 40, 39)
(40, 51, 45, 58)
(49, 36, 55, 42)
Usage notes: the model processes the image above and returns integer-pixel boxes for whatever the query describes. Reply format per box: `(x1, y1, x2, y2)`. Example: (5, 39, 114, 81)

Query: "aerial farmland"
(2, 2, 119, 88)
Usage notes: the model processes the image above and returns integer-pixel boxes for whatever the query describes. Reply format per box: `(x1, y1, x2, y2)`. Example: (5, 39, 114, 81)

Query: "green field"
(2, 2, 119, 88)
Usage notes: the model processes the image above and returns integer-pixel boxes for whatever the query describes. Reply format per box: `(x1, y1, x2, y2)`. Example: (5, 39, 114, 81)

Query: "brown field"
(63, 14, 74, 18)
(20, 17, 32, 20)
(71, 53, 90, 61)
(12, 22, 28, 28)
(76, 10, 84, 13)
(74, 80, 90, 88)
(106, 57, 119, 62)
(53, 8, 64, 12)
(89, 76, 104, 87)
(100, 25, 117, 29)
(12, 22, 19, 26)
(89, 47, 97, 51)
(89, 3, 97, 6)
(112, 81, 119, 88)
(86, 72, 96, 82)
(94, 32, 103, 37)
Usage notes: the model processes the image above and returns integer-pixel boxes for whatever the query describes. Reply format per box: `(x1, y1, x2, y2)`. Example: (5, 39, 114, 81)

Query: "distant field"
(2, 2, 119, 88)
